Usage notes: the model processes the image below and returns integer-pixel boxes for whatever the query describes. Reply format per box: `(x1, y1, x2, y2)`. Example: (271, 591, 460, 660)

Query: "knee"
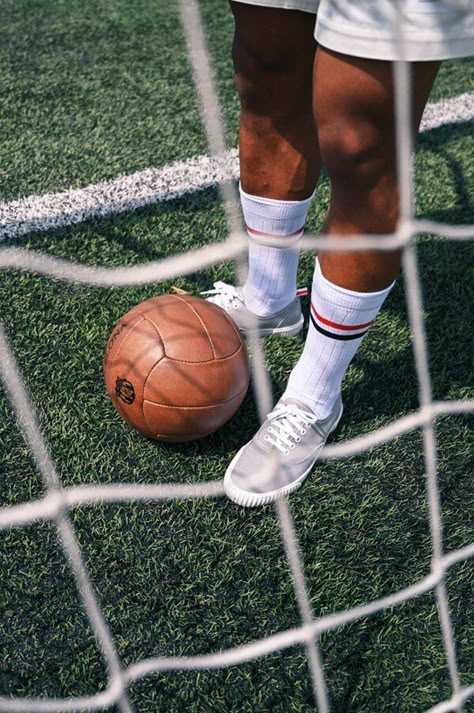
(317, 116, 397, 191)
(232, 37, 275, 113)
(232, 34, 313, 118)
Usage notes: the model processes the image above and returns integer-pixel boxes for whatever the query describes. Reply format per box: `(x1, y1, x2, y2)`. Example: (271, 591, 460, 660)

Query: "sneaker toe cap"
(227, 443, 298, 496)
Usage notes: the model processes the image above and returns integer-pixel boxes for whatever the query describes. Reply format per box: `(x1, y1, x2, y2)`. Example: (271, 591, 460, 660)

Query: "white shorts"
(234, 0, 474, 61)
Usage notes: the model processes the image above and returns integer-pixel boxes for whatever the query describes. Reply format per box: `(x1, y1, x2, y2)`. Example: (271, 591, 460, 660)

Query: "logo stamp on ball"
(115, 377, 135, 405)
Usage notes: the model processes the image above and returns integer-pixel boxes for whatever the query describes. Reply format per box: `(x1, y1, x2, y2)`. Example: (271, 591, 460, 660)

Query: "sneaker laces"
(201, 281, 243, 310)
(264, 402, 317, 454)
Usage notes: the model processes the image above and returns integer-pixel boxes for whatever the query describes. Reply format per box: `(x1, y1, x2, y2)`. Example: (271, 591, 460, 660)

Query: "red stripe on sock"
(246, 225, 305, 238)
(311, 303, 373, 332)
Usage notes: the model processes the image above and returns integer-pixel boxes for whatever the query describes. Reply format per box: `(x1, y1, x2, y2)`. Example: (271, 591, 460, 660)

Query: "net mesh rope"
(0, 0, 473, 710)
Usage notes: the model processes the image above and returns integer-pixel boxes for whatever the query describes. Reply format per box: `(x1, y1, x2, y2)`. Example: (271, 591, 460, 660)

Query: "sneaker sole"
(239, 315, 304, 338)
(224, 403, 343, 508)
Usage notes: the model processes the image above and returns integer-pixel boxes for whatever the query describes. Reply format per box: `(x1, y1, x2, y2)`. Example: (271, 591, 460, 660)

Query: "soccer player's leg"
(204, 1, 320, 336)
(223, 0, 472, 505)
(283, 50, 440, 417)
(224, 53, 440, 507)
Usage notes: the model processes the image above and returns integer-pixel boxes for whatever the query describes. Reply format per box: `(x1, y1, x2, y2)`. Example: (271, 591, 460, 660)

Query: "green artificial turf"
(0, 1, 473, 712)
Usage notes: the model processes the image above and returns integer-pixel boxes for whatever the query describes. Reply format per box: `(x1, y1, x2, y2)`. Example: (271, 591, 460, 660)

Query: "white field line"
(0, 92, 472, 241)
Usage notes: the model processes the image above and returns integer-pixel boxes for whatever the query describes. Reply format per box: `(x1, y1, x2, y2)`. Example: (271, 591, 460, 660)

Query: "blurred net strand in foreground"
(0, 0, 473, 711)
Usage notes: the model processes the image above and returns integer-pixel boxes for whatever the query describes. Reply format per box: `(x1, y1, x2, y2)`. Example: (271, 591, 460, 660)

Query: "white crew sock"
(240, 185, 314, 317)
(284, 259, 394, 419)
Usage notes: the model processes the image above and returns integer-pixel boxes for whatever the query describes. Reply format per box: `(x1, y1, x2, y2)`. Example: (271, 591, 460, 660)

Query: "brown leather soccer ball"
(103, 294, 250, 441)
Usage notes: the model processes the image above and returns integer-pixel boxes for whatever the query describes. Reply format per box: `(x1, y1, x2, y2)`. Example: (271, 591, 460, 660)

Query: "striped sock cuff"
(240, 184, 314, 238)
(310, 259, 395, 340)
(310, 303, 372, 340)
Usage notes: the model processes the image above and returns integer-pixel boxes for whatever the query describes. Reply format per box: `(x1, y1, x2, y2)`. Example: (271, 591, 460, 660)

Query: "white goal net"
(0, 1, 473, 711)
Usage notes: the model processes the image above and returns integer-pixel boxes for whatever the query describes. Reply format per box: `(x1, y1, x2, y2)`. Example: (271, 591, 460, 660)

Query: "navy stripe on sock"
(310, 312, 369, 341)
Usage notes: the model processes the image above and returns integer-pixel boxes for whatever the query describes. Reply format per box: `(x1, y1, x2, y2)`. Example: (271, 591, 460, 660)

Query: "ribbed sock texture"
(284, 259, 394, 418)
(240, 186, 313, 317)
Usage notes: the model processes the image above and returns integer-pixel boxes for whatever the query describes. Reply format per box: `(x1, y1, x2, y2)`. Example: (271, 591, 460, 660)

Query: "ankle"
(242, 283, 293, 317)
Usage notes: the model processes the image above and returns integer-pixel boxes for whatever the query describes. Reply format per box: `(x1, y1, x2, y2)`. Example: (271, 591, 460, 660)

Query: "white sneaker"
(202, 282, 305, 336)
(224, 396, 343, 507)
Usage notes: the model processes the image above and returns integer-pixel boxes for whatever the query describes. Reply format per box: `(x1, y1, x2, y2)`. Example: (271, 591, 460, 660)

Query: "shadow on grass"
(417, 122, 473, 225)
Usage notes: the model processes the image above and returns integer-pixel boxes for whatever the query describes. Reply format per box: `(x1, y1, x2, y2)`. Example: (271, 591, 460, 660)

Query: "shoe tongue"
(280, 397, 316, 417)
